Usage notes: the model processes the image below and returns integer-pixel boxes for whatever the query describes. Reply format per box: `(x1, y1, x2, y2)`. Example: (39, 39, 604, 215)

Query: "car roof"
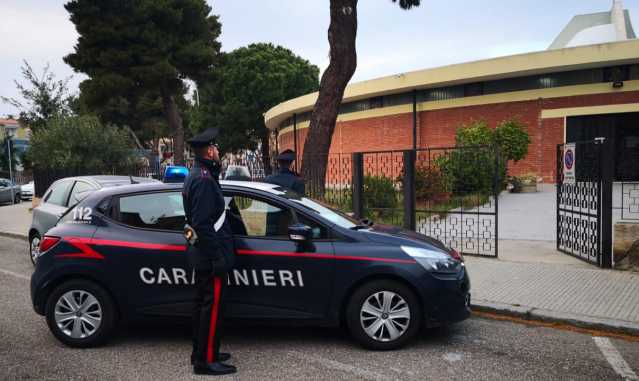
(54, 175, 159, 188)
(85, 180, 284, 199)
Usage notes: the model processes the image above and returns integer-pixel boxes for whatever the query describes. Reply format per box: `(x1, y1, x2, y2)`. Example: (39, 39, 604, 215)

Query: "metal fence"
(351, 146, 500, 257)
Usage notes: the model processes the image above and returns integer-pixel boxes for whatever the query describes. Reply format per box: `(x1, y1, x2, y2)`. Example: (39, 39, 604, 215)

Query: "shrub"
(363, 175, 398, 210)
(436, 118, 531, 195)
(414, 165, 450, 203)
(29, 115, 135, 171)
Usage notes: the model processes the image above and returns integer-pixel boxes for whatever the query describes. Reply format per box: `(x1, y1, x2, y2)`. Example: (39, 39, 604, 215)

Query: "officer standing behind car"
(264, 149, 305, 195)
(182, 128, 236, 376)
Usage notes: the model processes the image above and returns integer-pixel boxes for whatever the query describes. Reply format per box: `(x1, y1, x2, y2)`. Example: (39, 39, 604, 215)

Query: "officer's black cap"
(187, 128, 219, 148)
(277, 149, 296, 162)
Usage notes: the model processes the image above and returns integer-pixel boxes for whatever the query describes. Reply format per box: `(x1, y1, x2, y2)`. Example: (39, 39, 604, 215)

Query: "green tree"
(1, 61, 73, 132)
(192, 43, 319, 170)
(64, 0, 222, 165)
(0, 137, 19, 173)
(29, 116, 134, 171)
(300, 0, 421, 193)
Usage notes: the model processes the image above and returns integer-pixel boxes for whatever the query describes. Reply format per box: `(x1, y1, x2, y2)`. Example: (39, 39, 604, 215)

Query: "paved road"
(1, 236, 638, 381)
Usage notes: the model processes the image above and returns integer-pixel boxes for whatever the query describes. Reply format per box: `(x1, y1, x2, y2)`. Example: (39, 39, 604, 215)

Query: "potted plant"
(510, 173, 538, 193)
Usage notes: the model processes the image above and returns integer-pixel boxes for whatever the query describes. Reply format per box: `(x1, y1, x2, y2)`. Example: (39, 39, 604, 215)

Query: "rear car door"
(34, 179, 74, 234)
(224, 192, 335, 320)
(93, 190, 192, 318)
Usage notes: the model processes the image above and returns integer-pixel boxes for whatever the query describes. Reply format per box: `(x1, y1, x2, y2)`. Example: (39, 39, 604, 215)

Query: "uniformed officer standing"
(264, 149, 305, 195)
(182, 128, 237, 376)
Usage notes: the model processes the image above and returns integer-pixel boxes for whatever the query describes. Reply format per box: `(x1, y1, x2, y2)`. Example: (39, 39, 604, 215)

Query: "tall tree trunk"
(161, 89, 184, 165)
(301, 0, 358, 196)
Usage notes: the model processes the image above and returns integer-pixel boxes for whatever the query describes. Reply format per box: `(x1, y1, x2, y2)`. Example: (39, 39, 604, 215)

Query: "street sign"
(563, 143, 576, 184)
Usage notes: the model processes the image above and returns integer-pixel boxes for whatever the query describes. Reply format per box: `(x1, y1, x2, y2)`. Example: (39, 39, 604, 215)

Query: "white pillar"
(611, 0, 628, 41)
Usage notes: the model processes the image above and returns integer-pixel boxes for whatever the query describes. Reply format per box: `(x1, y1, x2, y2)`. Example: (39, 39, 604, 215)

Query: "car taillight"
(449, 248, 463, 262)
(40, 236, 61, 253)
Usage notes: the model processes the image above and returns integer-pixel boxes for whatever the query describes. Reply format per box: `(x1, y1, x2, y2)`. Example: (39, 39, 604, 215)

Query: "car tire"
(14, 194, 21, 204)
(29, 233, 41, 266)
(45, 280, 116, 348)
(346, 280, 421, 350)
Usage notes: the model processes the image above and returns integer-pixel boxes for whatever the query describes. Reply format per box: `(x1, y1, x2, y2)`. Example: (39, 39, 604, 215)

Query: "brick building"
(265, 3, 638, 183)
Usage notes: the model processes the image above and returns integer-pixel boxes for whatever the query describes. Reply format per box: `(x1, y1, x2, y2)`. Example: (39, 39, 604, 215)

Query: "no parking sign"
(563, 143, 576, 184)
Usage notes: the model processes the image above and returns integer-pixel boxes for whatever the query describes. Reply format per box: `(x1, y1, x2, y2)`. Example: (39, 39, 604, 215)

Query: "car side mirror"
(288, 223, 312, 243)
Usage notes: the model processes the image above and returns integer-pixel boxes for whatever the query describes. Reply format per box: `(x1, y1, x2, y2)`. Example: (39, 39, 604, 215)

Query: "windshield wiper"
(350, 224, 371, 230)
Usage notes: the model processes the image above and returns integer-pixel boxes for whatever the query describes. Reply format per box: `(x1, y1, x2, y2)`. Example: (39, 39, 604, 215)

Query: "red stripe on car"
(236, 249, 416, 264)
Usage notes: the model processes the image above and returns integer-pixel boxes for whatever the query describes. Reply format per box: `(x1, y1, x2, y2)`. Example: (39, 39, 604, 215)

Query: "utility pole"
(5, 129, 15, 204)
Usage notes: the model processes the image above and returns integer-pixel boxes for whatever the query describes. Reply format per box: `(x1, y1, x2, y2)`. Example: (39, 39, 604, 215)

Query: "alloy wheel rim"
(54, 290, 102, 339)
(360, 291, 410, 342)
(30, 237, 40, 263)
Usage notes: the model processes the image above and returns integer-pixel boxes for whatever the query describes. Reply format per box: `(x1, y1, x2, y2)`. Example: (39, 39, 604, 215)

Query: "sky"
(1, 0, 638, 117)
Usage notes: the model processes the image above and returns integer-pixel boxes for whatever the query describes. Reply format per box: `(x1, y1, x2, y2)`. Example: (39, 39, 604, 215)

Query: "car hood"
(358, 224, 450, 252)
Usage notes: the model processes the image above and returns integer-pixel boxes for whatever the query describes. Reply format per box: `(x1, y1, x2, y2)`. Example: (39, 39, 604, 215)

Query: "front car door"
(224, 191, 335, 321)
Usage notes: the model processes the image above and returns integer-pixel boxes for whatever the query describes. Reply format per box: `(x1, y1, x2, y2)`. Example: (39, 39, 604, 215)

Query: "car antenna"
(130, 175, 139, 184)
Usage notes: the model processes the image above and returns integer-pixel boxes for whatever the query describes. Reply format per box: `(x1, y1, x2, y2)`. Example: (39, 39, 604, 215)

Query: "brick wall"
(277, 90, 639, 182)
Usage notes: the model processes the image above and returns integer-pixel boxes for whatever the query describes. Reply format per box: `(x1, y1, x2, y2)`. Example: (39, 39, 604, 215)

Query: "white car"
(21, 181, 34, 200)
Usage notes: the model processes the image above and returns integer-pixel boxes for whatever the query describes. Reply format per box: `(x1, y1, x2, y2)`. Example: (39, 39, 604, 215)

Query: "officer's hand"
(211, 256, 227, 276)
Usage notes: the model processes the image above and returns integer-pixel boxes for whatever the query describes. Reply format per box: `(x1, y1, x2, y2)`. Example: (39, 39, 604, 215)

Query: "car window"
(296, 213, 328, 240)
(0, 179, 7, 187)
(226, 195, 293, 238)
(116, 192, 185, 231)
(45, 180, 73, 206)
(68, 181, 95, 205)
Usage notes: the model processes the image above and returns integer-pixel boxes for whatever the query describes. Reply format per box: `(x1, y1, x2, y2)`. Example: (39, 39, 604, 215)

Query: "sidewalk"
(0, 202, 31, 239)
(466, 241, 639, 335)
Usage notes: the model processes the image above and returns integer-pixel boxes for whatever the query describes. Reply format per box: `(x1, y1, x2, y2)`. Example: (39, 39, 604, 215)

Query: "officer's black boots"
(193, 361, 237, 376)
(191, 352, 231, 364)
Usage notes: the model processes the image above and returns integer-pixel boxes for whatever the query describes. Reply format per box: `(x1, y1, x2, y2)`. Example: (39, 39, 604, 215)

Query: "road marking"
(288, 351, 394, 381)
(0, 268, 30, 281)
(593, 337, 638, 380)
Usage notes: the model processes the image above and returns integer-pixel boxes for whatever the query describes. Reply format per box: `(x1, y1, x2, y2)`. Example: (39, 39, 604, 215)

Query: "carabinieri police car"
(30, 181, 470, 350)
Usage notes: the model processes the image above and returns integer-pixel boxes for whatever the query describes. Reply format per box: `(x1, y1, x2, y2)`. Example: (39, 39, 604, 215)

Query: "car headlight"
(401, 246, 463, 274)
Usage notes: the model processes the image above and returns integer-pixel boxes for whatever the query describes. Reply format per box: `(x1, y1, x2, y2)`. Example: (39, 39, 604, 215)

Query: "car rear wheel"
(14, 194, 21, 204)
(29, 233, 40, 266)
(45, 280, 116, 348)
(346, 280, 421, 350)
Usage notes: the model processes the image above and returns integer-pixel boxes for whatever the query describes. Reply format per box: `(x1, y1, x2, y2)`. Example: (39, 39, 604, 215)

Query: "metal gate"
(556, 139, 613, 267)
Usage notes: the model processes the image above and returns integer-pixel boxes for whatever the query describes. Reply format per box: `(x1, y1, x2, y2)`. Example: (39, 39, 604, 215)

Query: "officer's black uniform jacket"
(264, 167, 305, 195)
(182, 158, 234, 271)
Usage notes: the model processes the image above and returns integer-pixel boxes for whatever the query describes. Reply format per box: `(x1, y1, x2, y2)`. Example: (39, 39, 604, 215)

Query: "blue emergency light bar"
(163, 166, 189, 183)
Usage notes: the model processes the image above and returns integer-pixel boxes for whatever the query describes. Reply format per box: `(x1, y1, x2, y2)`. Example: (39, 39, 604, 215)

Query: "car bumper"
(419, 266, 471, 327)
(21, 193, 33, 200)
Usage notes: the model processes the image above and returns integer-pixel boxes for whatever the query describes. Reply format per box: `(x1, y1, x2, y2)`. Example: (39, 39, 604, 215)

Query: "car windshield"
(276, 189, 358, 229)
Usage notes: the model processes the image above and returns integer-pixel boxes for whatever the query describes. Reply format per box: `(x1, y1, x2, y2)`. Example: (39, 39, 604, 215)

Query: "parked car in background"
(28, 175, 160, 265)
(0, 178, 21, 205)
(224, 165, 251, 181)
(21, 181, 34, 200)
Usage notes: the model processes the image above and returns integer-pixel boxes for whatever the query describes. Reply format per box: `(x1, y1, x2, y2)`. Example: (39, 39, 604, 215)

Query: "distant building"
(266, 0, 638, 182)
(0, 118, 32, 169)
(549, 0, 635, 49)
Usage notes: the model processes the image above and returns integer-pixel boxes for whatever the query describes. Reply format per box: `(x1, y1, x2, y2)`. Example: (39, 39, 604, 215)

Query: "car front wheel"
(45, 280, 116, 348)
(346, 280, 421, 350)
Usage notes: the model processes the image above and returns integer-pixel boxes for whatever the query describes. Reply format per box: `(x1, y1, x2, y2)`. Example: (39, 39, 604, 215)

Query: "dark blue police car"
(30, 181, 470, 350)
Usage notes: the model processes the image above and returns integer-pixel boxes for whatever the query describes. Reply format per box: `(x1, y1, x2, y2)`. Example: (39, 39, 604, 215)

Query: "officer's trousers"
(192, 270, 227, 364)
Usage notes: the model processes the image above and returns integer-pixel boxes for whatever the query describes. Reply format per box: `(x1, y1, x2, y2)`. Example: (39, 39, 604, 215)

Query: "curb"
(471, 299, 639, 337)
(0, 231, 28, 241)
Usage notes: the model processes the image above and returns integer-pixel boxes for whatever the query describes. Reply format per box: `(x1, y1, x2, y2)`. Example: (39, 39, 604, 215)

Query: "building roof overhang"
(264, 39, 639, 130)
